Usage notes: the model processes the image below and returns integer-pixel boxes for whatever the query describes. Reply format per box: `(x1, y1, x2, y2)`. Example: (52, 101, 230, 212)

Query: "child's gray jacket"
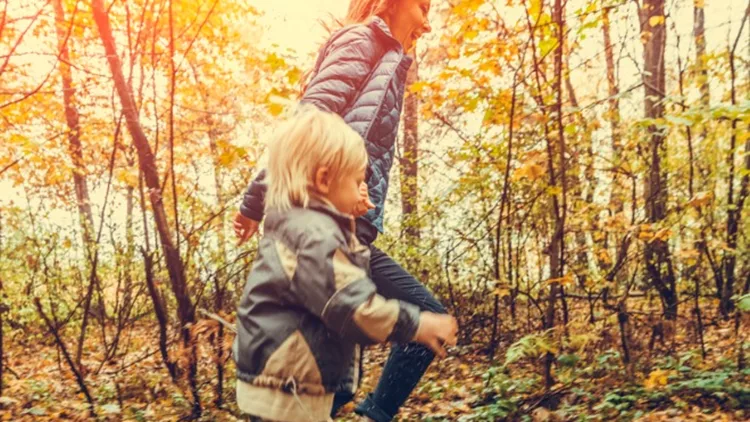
(233, 200, 420, 421)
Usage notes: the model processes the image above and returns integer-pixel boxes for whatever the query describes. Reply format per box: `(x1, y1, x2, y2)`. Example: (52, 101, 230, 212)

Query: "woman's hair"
(301, 0, 398, 93)
(344, 0, 396, 24)
(265, 105, 367, 212)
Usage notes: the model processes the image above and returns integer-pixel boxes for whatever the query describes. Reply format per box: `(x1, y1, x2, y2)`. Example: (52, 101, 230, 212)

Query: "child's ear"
(313, 166, 331, 194)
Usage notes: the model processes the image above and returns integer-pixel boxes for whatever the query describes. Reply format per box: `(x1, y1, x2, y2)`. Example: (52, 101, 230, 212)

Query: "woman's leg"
(352, 245, 446, 422)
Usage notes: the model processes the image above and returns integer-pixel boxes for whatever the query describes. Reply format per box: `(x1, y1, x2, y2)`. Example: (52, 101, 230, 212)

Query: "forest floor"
(0, 302, 748, 421)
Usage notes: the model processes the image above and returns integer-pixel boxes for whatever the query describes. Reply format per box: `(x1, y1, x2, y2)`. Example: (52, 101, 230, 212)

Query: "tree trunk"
(207, 111, 227, 408)
(720, 7, 749, 318)
(693, 1, 710, 109)
(602, 5, 626, 241)
(168, 0, 180, 257)
(142, 248, 177, 381)
(91, 0, 200, 416)
(0, 277, 5, 396)
(189, 56, 230, 405)
(489, 74, 518, 361)
(565, 38, 596, 323)
(52, 0, 104, 367)
(400, 51, 420, 249)
(677, 34, 707, 359)
(639, 0, 678, 321)
(543, 0, 567, 390)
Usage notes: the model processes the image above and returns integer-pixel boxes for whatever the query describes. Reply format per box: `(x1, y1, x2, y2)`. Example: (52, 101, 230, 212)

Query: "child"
(233, 106, 458, 422)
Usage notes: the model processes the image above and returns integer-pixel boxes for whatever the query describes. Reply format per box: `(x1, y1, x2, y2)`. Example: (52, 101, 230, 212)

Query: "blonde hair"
(265, 105, 367, 212)
(302, 0, 399, 93)
(344, 0, 397, 24)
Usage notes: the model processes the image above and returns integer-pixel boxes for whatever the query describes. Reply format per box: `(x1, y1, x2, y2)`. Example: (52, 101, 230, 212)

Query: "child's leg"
(330, 391, 355, 417)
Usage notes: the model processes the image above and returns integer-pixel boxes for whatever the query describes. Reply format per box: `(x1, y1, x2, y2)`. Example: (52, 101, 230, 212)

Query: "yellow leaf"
(478, 61, 497, 73)
(267, 102, 284, 116)
(688, 191, 713, 208)
(218, 151, 236, 166)
(286, 67, 301, 85)
(546, 186, 562, 196)
(597, 249, 612, 265)
(546, 273, 574, 286)
(638, 231, 653, 241)
(644, 369, 672, 389)
(408, 81, 428, 94)
(516, 162, 545, 181)
(494, 287, 511, 297)
(677, 248, 700, 266)
(653, 228, 672, 242)
(677, 249, 700, 259)
(649, 15, 665, 27)
(694, 0, 704, 8)
(529, 0, 542, 18)
(641, 30, 652, 44)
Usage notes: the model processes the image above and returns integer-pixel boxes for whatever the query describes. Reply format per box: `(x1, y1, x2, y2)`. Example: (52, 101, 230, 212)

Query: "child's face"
(328, 167, 366, 216)
(315, 166, 366, 216)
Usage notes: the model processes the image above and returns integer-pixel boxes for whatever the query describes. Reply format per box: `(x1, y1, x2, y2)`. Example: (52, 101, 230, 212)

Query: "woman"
(234, 1, 449, 421)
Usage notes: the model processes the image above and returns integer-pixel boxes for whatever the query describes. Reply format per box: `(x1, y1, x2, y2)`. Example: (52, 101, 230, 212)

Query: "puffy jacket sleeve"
(239, 169, 266, 221)
(300, 27, 382, 115)
(281, 227, 420, 345)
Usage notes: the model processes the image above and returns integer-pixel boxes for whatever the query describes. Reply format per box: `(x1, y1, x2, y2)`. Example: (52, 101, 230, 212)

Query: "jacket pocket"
(255, 328, 326, 395)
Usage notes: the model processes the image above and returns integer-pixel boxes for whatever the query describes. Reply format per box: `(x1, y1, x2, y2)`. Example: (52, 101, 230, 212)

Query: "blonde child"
(232, 106, 457, 422)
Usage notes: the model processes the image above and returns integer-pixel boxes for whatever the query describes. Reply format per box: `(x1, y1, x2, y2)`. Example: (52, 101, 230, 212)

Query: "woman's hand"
(413, 313, 458, 358)
(352, 182, 375, 218)
(233, 212, 260, 246)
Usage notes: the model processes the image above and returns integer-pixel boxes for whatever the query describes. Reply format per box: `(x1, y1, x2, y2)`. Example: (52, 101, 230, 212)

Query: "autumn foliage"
(0, 0, 748, 420)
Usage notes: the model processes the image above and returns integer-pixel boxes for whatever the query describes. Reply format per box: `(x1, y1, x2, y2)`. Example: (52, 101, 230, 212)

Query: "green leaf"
(102, 403, 121, 414)
(505, 330, 556, 365)
(734, 293, 750, 312)
(539, 38, 557, 57)
(22, 407, 46, 416)
(557, 353, 581, 368)
(666, 115, 692, 126)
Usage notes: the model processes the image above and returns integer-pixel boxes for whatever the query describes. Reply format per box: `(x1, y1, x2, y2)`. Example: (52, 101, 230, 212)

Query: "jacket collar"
(264, 198, 357, 241)
(368, 16, 404, 52)
(307, 197, 355, 228)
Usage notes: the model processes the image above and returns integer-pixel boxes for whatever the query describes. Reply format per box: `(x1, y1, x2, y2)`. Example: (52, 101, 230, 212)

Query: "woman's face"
(388, 0, 432, 52)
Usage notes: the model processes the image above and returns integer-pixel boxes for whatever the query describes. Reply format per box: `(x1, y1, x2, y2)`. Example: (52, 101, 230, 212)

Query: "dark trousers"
(331, 221, 447, 421)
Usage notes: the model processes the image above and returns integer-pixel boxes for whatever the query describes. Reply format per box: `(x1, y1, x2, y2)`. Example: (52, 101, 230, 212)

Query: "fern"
(504, 329, 556, 365)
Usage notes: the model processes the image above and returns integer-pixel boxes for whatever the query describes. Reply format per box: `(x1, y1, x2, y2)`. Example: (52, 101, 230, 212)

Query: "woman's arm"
(239, 168, 266, 221)
(233, 170, 265, 245)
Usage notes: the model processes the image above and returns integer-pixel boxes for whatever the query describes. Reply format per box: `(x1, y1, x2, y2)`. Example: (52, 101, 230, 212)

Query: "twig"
(34, 298, 96, 417)
(198, 308, 236, 334)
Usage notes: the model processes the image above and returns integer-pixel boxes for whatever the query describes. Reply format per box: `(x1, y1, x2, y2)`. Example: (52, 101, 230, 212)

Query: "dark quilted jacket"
(240, 16, 412, 233)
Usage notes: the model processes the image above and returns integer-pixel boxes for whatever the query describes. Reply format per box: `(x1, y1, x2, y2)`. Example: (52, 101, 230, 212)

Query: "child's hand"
(413, 312, 458, 358)
(233, 212, 260, 246)
(352, 182, 375, 217)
